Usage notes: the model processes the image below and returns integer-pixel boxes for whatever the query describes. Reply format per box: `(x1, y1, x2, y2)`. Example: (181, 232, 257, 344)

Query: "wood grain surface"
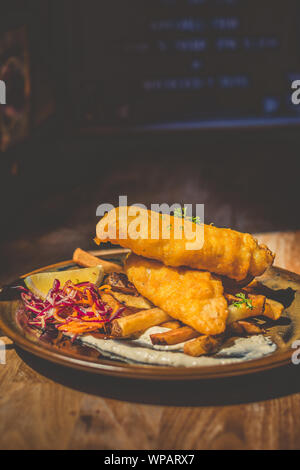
(1, 231, 300, 450)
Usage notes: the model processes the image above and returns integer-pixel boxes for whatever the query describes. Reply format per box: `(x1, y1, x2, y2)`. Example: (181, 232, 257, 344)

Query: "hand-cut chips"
(72, 248, 284, 358)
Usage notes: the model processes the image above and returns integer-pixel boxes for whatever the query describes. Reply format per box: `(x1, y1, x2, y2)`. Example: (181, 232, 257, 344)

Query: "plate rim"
(0, 252, 296, 380)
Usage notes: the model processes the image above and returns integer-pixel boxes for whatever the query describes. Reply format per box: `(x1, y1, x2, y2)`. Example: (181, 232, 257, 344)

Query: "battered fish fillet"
(125, 254, 228, 335)
(96, 206, 274, 282)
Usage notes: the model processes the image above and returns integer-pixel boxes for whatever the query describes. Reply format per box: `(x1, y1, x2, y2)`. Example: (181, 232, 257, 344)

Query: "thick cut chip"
(124, 254, 228, 335)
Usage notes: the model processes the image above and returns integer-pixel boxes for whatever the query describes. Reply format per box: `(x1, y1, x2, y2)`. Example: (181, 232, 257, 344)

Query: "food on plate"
(20, 253, 285, 360)
(110, 291, 153, 310)
(263, 299, 285, 321)
(73, 247, 123, 273)
(228, 320, 263, 336)
(99, 292, 134, 318)
(125, 253, 228, 335)
(160, 320, 181, 330)
(226, 293, 266, 324)
(96, 206, 274, 281)
(183, 334, 224, 357)
(20, 205, 283, 365)
(19, 277, 126, 335)
(104, 272, 138, 295)
(24, 266, 104, 300)
(111, 308, 171, 337)
(150, 326, 200, 345)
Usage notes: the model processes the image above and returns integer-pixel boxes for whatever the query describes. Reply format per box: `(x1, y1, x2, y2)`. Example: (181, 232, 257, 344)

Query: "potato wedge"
(263, 298, 284, 321)
(111, 308, 171, 337)
(100, 292, 123, 311)
(151, 326, 200, 346)
(183, 335, 223, 357)
(111, 291, 152, 310)
(73, 248, 123, 273)
(160, 321, 181, 330)
(226, 294, 266, 324)
(228, 320, 263, 336)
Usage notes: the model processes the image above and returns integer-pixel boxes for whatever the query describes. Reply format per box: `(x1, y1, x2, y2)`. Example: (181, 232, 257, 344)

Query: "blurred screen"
(76, 0, 300, 131)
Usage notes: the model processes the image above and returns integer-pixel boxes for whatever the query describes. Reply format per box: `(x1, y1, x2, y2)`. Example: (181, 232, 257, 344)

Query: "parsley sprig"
(232, 293, 253, 310)
(173, 207, 202, 225)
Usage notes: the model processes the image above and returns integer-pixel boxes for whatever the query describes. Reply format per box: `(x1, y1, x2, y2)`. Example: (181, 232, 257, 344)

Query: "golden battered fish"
(96, 206, 274, 282)
(125, 254, 228, 335)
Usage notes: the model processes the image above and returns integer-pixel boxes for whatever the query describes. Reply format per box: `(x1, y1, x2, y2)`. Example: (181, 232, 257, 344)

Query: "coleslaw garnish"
(18, 279, 125, 335)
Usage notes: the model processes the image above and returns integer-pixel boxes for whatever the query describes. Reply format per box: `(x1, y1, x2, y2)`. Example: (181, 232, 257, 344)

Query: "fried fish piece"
(124, 254, 228, 335)
(96, 206, 274, 282)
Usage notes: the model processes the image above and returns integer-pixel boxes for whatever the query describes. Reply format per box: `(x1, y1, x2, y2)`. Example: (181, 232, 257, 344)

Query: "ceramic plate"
(0, 249, 299, 380)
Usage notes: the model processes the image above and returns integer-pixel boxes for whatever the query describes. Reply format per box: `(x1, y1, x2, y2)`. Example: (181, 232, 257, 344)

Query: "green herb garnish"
(232, 293, 253, 310)
(173, 207, 202, 225)
(174, 207, 185, 218)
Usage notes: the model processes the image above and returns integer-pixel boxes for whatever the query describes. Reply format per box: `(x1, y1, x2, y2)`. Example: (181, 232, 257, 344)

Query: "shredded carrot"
(109, 304, 120, 319)
(24, 278, 118, 337)
(73, 286, 86, 293)
(52, 308, 66, 323)
(58, 320, 105, 335)
(99, 285, 112, 291)
(81, 316, 98, 321)
(86, 290, 93, 305)
(92, 303, 102, 319)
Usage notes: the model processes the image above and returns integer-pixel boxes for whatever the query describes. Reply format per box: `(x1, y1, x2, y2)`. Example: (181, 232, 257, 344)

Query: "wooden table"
(1, 231, 300, 450)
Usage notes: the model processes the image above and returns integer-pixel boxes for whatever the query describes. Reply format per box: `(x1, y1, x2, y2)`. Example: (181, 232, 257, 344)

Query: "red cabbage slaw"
(18, 279, 125, 336)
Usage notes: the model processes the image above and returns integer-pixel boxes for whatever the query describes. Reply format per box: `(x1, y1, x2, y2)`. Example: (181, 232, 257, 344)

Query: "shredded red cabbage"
(18, 278, 124, 334)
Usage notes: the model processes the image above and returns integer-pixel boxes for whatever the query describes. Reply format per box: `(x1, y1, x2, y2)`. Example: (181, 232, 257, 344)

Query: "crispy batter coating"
(96, 206, 274, 281)
(125, 254, 228, 335)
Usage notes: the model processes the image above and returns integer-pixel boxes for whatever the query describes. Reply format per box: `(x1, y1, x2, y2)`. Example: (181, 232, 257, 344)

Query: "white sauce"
(78, 326, 277, 367)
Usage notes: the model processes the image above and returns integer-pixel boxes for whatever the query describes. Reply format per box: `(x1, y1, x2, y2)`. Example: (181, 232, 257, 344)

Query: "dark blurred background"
(0, 0, 300, 283)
